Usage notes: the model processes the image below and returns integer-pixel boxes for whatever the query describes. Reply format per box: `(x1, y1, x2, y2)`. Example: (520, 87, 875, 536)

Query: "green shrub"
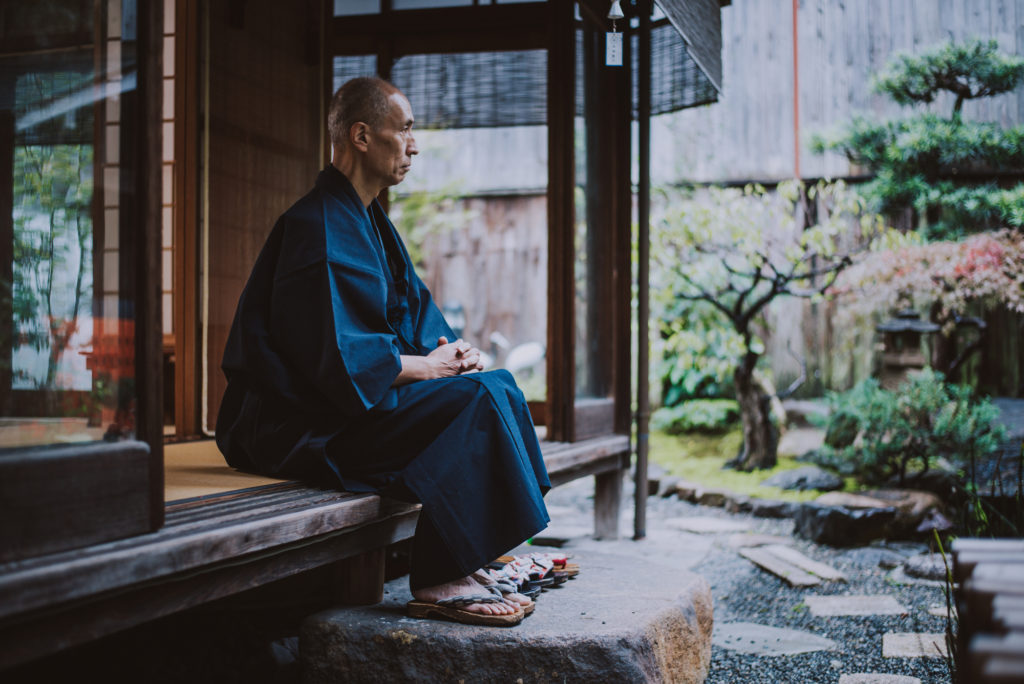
(652, 398, 740, 434)
(817, 368, 1005, 485)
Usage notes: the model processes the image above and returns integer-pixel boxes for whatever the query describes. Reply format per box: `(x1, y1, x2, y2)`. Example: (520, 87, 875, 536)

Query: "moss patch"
(649, 428, 853, 503)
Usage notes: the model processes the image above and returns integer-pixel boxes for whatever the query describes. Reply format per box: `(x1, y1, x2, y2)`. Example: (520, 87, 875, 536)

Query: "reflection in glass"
(1, 0, 139, 449)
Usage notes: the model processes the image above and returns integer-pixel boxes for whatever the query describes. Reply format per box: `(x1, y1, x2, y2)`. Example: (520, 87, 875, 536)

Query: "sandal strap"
(435, 593, 502, 608)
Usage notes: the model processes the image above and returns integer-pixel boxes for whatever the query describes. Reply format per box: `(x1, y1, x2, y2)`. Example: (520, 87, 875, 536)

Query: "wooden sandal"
(407, 593, 524, 626)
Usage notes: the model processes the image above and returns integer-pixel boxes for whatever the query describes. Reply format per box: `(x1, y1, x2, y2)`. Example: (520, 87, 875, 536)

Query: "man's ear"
(349, 122, 370, 152)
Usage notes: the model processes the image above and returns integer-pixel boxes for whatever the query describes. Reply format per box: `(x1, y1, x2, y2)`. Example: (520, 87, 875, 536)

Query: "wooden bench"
(953, 538, 1024, 684)
(0, 433, 629, 669)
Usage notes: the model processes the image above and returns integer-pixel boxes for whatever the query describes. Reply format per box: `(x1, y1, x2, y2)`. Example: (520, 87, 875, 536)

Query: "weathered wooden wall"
(204, 0, 322, 433)
(413, 194, 548, 375)
(655, 0, 1024, 185)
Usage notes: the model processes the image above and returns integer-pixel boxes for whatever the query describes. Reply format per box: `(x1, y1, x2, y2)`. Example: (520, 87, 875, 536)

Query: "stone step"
(882, 632, 949, 659)
(300, 550, 713, 683)
(804, 595, 907, 617)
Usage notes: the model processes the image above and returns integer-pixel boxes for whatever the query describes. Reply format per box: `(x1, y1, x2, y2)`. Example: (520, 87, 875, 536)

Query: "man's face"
(365, 92, 419, 189)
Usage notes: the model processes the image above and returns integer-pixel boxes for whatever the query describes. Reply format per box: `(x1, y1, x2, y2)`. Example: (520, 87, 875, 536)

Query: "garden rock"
(761, 466, 843, 491)
(860, 489, 947, 537)
(301, 551, 713, 684)
(903, 553, 948, 582)
(696, 489, 728, 508)
(671, 480, 701, 502)
(793, 503, 898, 546)
(748, 499, 799, 518)
(657, 475, 682, 498)
(886, 468, 962, 501)
(841, 546, 909, 569)
(724, 495, 751, 513)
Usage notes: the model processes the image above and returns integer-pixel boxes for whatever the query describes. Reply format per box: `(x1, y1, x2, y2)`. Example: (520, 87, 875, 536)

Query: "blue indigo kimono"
(216, 165, 550, 587)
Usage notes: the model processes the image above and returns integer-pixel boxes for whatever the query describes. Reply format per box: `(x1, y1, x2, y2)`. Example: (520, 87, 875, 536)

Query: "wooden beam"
(634, 0, 652, 540)
(0, 88, 13, 417)
(546, 0, 575, 443)
(173, 0, 202, 438)
(127, 0, 165, 529)
(0, 506, 419, 670)
(330, 3, 545, 38)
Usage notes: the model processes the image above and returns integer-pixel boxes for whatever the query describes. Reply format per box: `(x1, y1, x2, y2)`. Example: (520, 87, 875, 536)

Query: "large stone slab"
(301, 551, 713, 683)
(804, 595, 907, 617)
(881, 632, 948, 658)
(712, 621, 836, 655)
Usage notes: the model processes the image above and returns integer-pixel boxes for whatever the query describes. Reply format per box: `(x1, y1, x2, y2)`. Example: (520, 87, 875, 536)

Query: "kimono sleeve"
(270, 249, 402, 418)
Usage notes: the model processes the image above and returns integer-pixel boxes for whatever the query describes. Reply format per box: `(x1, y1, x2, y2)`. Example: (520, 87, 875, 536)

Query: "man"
(216, 77, 550, 626)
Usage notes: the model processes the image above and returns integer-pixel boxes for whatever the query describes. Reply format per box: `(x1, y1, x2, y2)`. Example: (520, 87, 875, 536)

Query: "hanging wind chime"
(606, 0, 624, 66)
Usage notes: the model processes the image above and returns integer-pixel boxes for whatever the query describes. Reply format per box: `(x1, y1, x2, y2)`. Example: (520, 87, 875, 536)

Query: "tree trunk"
(730, 353, 778, 471)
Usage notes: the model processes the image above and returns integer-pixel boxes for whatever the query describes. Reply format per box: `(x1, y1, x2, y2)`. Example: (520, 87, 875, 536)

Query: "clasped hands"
(394, 335, 485, 385)
(430, 336, 484, 375)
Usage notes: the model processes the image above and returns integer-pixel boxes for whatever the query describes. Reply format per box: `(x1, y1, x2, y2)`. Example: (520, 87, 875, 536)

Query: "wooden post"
(546, 0, 576, 442)
(634, 0, 651, 541)
(0, 94, 13, 417)
(332, 548, 386, 605)
(594, 470, 623, 540)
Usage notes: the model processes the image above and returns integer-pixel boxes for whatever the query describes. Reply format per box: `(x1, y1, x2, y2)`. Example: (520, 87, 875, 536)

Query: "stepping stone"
(727, 533, 794, 548)
(739, 544, 846, 586)
(882, 632, 948, 658)
(903, 552, 948, 581)
(928, 604, 955, 618)
(665, 517, 751, 534)
(712, 621, 836, 655)
(839, 675, 921, 684)
(804, 595, 907, 617)
(301, 551, 713, 683)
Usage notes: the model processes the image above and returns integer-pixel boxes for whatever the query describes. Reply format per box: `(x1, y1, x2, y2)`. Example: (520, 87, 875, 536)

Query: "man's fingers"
(437, 336, 448, 347)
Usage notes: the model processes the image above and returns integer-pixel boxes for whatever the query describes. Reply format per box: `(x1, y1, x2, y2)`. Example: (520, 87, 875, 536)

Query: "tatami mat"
(164, 440, 287, 502)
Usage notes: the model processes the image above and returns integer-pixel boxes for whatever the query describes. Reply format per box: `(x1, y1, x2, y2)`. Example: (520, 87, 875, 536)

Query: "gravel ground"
(548, 479, 956, 684)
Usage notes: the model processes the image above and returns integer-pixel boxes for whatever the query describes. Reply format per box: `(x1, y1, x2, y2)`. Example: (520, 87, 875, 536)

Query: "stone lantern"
(875, 310, 939, 389)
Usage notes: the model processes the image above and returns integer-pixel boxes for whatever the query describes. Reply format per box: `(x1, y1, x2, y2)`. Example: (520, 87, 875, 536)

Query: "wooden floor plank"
(739, 547, 822, 587)
(763, 545, 847, 582)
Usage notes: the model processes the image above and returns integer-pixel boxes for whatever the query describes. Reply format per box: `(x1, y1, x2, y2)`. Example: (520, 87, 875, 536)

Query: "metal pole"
(634, 0, 651, 541)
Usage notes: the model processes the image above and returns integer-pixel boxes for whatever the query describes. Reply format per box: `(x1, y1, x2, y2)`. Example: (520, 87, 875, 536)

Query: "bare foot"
(412, 575, 519, 616)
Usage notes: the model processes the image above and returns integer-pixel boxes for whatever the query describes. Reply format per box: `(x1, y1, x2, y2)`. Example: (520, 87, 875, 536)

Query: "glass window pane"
(574, 14, 612, 400)
(392, 0, 473, 9)
(332, 55, 378, 92)
(334, 0, 381, 15)
(1, 0, 140, 449)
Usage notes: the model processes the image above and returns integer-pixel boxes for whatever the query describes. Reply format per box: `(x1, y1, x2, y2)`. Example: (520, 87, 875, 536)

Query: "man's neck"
(331, 159, 380, 207)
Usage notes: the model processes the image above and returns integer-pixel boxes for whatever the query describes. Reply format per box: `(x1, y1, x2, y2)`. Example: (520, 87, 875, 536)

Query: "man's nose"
(407, 135, 418, 156)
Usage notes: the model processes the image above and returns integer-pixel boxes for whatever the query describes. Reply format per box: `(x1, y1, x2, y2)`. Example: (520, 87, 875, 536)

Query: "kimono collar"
(316, 164, 368, 210)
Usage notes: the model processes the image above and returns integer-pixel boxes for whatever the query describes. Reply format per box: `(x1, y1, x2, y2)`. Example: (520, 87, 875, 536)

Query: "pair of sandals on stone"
(407, 553, 580, 626)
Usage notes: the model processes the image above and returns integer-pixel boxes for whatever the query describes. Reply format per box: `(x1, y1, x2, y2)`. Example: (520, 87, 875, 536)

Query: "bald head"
(328, 77, 402, 150)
